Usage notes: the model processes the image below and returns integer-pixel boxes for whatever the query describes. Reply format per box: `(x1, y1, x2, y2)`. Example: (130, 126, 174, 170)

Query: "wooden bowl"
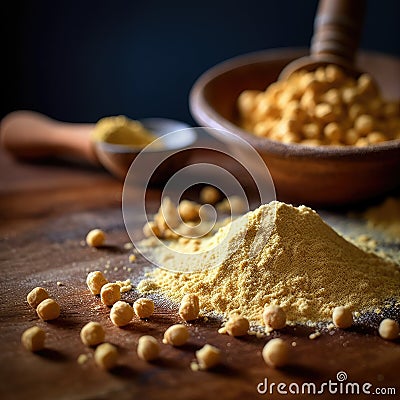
(189, 48, 400, 206)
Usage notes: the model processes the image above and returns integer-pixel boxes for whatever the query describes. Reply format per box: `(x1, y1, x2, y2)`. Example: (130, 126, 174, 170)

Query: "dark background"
(3, 0, 400, 125)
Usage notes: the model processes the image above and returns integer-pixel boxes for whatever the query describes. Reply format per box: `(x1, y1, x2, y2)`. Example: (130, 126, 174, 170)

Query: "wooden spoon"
(280, 0, 366, 79)
(0, 110, 191, 180)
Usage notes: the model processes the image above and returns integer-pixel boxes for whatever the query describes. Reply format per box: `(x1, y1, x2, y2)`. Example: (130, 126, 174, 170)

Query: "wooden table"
(0, 149, 399, 400)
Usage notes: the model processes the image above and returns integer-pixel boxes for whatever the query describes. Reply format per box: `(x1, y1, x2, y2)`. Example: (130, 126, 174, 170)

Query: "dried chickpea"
(357, 73, 378, 97)
(263, 305, 286, 330)
(314, 66, 326, 82)
(237, 90, 260, 114)
(300, 89, 318, 110)
(137, 335, 160, 361)
(195, 344, 221, 370)
(36, 298, 60, 321)
(348, 103, 365, 121)
(154, 212, 167, 233)
(325, 64, 345, 83)
(100, 283, 121, 306)
(322, 88, 341, 106)
(178, 200, 200, 222)
(280, 131, 301, 144)
(262, 338, 289, 368)
(283, 99, 302, 115)
(143, 221, 161, 238)
(80, 321, 105, 346)
(314, 103, 335, 123)
(110, 301, 134, 327)
(324, 122, 342, 142)
(200, 186, 220, 204)
(354, 114, 374, 135)
(267, 82, 285, 103)
(21, 326, 45, 352)
(133, 298, 154, 318)
(225, 314, 249, 337)
(254, 121, 272, 137)
(344, 129, 359, 145)
(277, 89, 297, 108)
(355, 137, 369, 147)
(163, 324, 189, 346)
(86, 271, 108, 295)
(27, 287, 49, 308)
(157, 197, 180, 231)
(179, 294, 200, 321)
(342, 87, 358, 104)
(378, 319, 399, 340)
(254, 97, 276, 118)
(163, 228, 179, 240)
(94, 343, 118, 370)
(86, 229, 106, 247)
(332, 306, 353, 329)
(217, 196, 247, 214)
(298, 72, 314, 90)
(275, 119, 300, 138)
(302, 123, 320, 140)
(367, 132, 386, 144)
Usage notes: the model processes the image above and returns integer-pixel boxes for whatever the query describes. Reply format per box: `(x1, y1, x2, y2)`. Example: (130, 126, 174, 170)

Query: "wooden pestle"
(280, 0, 366, 79)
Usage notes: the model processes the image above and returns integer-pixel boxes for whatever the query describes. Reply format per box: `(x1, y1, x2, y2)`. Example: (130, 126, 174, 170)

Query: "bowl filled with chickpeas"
(190, 48, 400, 206)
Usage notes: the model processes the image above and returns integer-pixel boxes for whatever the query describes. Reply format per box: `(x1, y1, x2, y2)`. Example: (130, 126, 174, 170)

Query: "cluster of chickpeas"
(216, 306, 289, 367)
(22, 272, 220, 370)
(142, 187, 219, 241)
(85, 271, 220, 370)
(217, 303, 399, 367)
(143, 186, 246, 242)
(21, 227, 400, 371)
(238, 64, 400, 146)
(21, 287, 62, 352)
(22, 279, 400, 370)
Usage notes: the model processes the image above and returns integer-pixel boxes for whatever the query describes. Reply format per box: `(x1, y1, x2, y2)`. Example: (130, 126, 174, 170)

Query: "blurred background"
(3, 0, 400, 125)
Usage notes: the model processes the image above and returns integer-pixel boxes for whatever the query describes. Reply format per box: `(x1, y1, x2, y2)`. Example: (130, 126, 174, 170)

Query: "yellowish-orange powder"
(140, 201, 400, 325)
(92, 115, 156, 147)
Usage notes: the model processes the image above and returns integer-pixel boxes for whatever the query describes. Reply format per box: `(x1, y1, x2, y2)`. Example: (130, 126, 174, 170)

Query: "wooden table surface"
(0, 149, 399, 400)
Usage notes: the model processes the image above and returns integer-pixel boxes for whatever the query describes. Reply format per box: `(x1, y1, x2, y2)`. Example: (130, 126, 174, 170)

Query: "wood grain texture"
(0, 150, 399, 400)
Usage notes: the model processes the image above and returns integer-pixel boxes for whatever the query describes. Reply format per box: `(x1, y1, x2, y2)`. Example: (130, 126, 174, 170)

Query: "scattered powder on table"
(115, 278, 132, 293)
(139, 201, 400, 325)
(363, 197, 400, 241)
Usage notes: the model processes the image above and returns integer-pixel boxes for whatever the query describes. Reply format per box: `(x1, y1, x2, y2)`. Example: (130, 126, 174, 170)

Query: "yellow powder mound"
(364, 197, 400, 241)
(145, 201, 400, 325)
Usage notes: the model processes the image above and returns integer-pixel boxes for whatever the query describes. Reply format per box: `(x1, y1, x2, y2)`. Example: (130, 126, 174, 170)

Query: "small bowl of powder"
(93, 116, 195, 183)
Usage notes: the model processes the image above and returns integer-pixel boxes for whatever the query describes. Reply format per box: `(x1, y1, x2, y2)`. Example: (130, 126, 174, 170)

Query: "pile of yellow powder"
(141, 201, 400, 325)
